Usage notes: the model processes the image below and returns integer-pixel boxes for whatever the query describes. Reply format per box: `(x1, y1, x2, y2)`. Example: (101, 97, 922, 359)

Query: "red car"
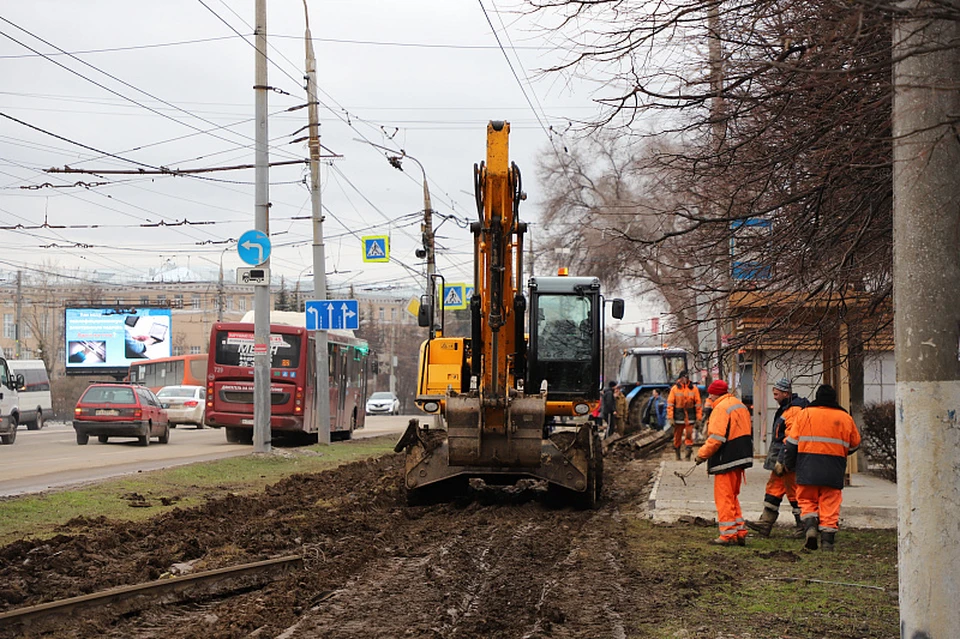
(73, 383, 170, 447)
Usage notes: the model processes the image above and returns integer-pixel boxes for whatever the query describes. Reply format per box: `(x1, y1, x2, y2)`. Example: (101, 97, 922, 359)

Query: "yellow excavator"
(394, 121, 623, 507)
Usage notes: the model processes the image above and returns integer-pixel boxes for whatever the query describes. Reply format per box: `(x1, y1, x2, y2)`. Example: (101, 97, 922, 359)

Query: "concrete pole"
(892, 8, 960, 636)
(252, 0, 271, 453)
(707, 2, 727, 382)
(303, 1, 331, 445)
(14, 270, 22, 359)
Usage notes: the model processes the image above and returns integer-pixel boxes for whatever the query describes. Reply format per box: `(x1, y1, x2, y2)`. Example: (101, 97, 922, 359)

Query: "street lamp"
(357, 139, 437, 334)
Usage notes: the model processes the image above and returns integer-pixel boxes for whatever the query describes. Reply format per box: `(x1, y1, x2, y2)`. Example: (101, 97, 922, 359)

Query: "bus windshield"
(213, 331, 301, 369)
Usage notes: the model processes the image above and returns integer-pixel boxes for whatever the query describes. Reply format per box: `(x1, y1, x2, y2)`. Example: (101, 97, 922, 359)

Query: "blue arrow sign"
(238, 229, 271, 266)
(305, 299, 359, 330)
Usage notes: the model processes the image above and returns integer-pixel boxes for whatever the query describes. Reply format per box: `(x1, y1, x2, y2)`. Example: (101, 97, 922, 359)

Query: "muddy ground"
(0, 441, 898, 639)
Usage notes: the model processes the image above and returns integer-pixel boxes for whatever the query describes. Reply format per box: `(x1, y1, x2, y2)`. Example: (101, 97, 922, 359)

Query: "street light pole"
(355, 139, 437, 333)
(302, 1, 331, 445)
(387, 152, 436, 335)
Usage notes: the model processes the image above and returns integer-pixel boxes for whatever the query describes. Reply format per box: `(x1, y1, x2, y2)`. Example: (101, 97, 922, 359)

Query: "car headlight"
(574, 403, 591, 415)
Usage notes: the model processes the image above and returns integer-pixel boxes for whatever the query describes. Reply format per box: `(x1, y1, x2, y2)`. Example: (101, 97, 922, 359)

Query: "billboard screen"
(64, 307, 173, 374)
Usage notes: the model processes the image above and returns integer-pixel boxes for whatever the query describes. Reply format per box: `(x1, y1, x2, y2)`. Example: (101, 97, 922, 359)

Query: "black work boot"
(790, 513, 805, 539)
(674, 447, 681, 461)
(685, 446, 693, 461)
(746, 507, 779, 538)
(820, 531, 836, 552)
(803, 516, 820, 551)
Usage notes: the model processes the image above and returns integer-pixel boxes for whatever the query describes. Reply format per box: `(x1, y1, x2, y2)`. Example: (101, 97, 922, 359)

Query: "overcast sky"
(0, 0, 619, 295)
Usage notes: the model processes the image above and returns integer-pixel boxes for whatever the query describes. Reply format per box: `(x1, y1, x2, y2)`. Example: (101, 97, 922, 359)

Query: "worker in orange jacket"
(695, 380, 753, 546)
(667, 370, 702, 461)
(746, 378, 809, 538)
(783, 384, 861, 551)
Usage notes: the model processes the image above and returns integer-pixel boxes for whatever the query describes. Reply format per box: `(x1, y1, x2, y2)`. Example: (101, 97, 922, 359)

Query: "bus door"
(336, 346, 349, 429)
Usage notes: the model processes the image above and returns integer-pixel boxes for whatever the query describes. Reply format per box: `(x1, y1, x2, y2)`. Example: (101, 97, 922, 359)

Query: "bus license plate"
(241, 419, 254, 425)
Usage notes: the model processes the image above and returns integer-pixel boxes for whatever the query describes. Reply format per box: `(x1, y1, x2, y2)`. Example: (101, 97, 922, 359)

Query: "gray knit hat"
(773, 378, 792, 393)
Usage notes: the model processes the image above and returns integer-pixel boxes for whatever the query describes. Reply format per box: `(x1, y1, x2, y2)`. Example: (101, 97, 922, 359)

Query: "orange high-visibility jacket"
(784, 406, 860, 489)
(667, 382, 703, 422)
(697, 393, 753, 474)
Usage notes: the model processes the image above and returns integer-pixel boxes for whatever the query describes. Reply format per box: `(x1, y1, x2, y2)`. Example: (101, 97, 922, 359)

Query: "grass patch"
(623, 519, 898, 638)
(0, 436, 397, 541)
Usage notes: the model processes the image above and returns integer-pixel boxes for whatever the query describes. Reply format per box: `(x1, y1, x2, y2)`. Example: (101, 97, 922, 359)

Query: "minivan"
(9, 360, 52, 430)
(0, 357, 24, 445)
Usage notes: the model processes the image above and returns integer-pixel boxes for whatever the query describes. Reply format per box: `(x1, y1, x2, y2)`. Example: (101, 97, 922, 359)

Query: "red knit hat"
(707, 380, 728, 396)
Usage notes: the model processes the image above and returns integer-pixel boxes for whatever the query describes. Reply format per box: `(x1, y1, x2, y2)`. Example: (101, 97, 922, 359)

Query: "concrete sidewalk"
(647, 447, 897, 530)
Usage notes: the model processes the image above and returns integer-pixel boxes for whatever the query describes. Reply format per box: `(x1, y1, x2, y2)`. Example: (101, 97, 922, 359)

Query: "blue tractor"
(616, 347, 691, 433)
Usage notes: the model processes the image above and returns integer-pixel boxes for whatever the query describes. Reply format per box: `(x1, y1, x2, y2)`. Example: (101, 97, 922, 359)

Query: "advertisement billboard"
(64, 307, 173, 375)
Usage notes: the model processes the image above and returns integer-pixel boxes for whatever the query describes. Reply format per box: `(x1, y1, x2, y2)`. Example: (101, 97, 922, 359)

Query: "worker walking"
(695, 380, 753, 546)
(667, 371, 702, 460)
(782, 384, 861, 551)
(746, 378, 809, 538)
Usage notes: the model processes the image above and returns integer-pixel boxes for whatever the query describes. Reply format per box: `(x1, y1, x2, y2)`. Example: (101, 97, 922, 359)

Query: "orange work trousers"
(796, 484, 843, 532)
(672, 421, 694, 449)
(764, 470, 797, 503)
(713, 468, 747, 541)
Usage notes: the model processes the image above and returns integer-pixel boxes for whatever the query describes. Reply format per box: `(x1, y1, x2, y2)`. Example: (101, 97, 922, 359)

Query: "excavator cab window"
(536, 296, 592, 361)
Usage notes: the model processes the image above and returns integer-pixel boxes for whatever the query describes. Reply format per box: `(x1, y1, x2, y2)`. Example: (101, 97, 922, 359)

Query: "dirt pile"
(0, 444, 898, 638)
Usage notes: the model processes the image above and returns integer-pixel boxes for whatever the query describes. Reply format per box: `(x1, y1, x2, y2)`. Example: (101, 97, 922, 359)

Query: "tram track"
(0, 555, 303, 633)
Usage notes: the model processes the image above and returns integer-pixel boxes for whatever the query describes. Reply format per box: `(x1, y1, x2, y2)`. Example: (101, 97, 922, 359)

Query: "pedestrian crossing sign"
(464, 286, 474, 302)
(442, 283, 468, 310)
(362, 236, 389, 263)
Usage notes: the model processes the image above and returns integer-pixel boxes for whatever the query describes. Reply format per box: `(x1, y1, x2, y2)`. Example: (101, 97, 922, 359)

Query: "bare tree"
(526, 0, 895, 357)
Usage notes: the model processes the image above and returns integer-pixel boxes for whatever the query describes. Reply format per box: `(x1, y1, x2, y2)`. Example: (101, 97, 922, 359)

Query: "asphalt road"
(0, 415, 413, 498)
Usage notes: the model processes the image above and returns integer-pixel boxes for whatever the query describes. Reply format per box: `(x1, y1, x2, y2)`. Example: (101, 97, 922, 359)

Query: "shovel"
(673, 463, 699, 486)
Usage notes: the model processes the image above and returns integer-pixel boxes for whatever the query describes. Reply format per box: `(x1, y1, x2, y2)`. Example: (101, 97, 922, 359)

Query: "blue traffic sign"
(305, 299, 360, 331)
(238, 229, 271, 266)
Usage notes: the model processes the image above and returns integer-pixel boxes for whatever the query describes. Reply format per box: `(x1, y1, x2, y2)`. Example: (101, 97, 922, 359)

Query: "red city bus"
(204, 320, 369, 444)
(128, 354, 207, 393)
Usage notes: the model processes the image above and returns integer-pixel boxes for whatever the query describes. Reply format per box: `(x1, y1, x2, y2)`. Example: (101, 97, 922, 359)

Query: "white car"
(157, 385, 206, 428)
(366, 391, 400, 416)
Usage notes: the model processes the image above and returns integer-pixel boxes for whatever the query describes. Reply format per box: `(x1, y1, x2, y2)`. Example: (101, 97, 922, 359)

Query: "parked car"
(73, 382, 169, 446)
(9, 359, 52, 431)
(366, 391, 400, 416)
(157, 385, 205, 428)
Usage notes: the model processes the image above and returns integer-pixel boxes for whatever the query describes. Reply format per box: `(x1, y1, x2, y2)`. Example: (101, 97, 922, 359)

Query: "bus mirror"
(13, 373, 24, 391)
(417, 295, 431, 328)
(611, 298, 625, 320)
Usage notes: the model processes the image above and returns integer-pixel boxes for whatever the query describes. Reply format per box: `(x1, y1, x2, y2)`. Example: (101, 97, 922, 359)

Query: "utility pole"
(892, 7, 960, 636)
(302, 0, 331, 445)
(252, 0, 271, 453)
(217, 260, 225, 322)
(14, 270, 22, 359)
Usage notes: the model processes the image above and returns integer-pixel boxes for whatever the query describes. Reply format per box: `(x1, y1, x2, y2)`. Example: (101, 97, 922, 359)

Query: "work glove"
(695, 456, 706, 466)
(774, 462, 786, 477)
